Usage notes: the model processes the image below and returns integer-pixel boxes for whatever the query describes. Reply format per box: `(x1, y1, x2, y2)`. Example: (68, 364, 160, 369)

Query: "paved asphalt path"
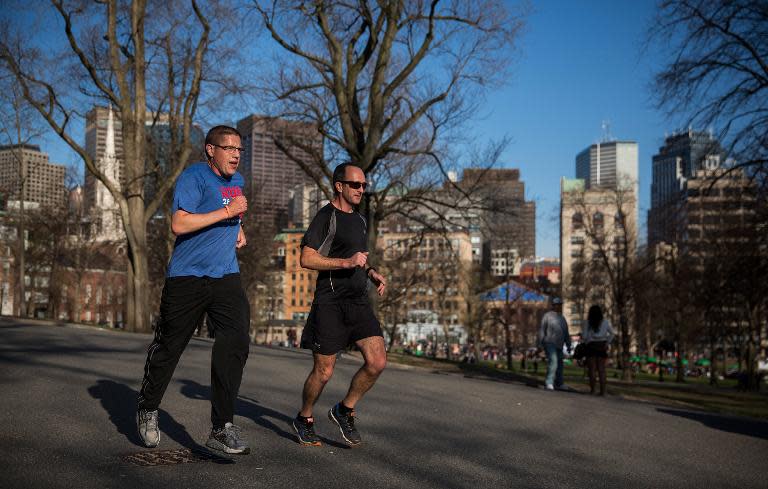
(1, 318, 767, 489)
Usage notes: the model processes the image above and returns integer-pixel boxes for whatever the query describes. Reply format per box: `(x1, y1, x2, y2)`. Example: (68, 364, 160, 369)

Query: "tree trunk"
(709, 329, 718, 386)
(745, 307, 760, 391)
(675, 330, 685, 383)
(122, 191, 150, 333)
(125, 226, 150, 333)
(16, 152, 26, 318)
(620, 312, 633, 381)
(505, 322, 513, 371)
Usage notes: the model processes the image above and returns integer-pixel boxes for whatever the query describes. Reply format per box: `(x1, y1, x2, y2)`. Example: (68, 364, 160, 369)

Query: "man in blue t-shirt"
(136, 125, 251, 455)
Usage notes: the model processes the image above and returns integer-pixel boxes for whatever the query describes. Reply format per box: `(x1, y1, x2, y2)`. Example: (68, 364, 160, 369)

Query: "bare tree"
(567, 185, 641, 381)
(698, 182, 766, 390)
(0, 79, 48, 317)
(254, 0, 525, 255)
(650, 0, 768, 173)
(255, 0, 523, 172)
(378, 237, 428, 351)
(0, 0, 245, 332)
(651, 242, 701, 382)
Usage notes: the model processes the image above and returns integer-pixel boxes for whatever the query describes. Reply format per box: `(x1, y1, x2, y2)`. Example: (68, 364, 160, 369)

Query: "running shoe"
(292, 415, 322, 446)
(136, 409, 160, 448)
(206, 422, 250, 454)
(328, 403, 361, 446)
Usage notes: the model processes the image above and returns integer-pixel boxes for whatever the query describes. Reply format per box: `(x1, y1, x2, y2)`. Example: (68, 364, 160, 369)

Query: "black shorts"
(300, 302, 383, 355)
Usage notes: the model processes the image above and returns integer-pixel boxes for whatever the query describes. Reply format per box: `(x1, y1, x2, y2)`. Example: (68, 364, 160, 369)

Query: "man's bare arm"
(171, 195, 247, 236)
(300, 246, 367, 271)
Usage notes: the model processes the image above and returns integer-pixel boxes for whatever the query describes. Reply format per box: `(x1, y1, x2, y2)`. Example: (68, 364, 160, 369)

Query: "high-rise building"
(647, 130, 725, 247)
(682, 167, 756, 264)
(144, 118, 205, 208)
(576, 141, 638, 192)
(560, 177, 637, 335)
(459, 168, 536, 276)
(237, 116, 322, 230)
(0, 144, 66, 209)
(84, 106, 123, 241)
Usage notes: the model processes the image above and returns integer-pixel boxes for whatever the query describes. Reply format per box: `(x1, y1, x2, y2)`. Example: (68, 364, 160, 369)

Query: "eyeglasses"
(211, 143, 244, 154)
(340, 180, 368, 190)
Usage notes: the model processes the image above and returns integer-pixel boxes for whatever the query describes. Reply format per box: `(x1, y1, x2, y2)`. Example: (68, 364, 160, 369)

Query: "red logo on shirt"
(220, 186, 243, 220)
(220, 186, 242, 199)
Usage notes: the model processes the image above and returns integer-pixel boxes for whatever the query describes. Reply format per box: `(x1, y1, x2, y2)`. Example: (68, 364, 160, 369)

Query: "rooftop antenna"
(601, 120, 613, 143)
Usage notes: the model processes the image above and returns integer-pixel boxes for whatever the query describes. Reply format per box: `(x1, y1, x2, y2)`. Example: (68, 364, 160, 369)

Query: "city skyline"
(26, 1, 682, 258)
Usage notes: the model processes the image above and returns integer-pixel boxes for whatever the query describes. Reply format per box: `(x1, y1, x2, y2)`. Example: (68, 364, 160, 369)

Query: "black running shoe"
(328, 403, 361, 446)
(292, 415, 322, 446)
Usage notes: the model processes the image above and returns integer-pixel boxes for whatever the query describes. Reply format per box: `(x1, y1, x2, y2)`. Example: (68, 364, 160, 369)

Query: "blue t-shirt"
(167, 162, 244, 278)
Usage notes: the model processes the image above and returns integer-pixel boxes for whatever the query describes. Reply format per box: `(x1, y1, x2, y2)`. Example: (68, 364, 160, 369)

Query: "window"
(593, 212, 604, 229)
(572, 213, 583, 230)
(614, 211, 624, 228)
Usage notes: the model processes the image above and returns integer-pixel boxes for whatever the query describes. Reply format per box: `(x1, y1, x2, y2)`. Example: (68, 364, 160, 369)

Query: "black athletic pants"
(137, 273, 250, 429)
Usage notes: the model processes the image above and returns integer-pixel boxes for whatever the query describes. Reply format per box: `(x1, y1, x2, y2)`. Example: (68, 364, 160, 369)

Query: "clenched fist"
(346, 251, 368, 269)
(227, 195, 248, 216)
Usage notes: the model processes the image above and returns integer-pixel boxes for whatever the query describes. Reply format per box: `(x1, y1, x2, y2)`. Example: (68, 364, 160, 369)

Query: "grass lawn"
(385, 352, 768, 420)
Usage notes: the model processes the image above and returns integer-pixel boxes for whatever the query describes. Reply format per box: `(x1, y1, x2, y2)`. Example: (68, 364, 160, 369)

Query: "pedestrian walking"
(292, 163, 387, 447)
(136, 125, 251, 454)
(537, 297, 572, 390)
(582, 305, 615, 395)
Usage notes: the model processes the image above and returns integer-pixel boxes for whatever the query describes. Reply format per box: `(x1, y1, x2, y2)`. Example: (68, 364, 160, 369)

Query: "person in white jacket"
(581, 305, 615, 395)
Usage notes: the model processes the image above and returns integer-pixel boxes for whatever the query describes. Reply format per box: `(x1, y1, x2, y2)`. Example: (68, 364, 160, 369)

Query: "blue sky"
(471, 0, 671, 257)
(34, 0, 676, 258)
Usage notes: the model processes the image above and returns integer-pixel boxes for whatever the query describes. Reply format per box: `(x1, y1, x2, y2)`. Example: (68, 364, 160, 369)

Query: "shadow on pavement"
(88, 379, 205, 450)
(657, 407, 768, 440)
(178, 379, 349, 449)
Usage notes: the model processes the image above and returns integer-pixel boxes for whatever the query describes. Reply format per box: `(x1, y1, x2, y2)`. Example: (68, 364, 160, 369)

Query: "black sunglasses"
(339, 180, 368, 190)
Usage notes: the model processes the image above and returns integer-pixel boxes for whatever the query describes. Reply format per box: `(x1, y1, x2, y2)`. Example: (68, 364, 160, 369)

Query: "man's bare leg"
(300, 353, 336, 417)
(342, 336, 387, 409)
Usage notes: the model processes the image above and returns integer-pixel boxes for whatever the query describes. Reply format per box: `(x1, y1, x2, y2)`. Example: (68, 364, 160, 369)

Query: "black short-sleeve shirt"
(301, 203, 369, 304)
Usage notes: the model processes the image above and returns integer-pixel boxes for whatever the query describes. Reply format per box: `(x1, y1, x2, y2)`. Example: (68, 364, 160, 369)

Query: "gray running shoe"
(206, 422, 250, 455)
(328, 403, 361, 446)
(292, 415, 322, 446)
(136, 409, 160, 448)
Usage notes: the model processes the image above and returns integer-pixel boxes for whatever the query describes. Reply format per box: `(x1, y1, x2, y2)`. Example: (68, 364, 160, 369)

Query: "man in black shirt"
(292, 163, 387, 447)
